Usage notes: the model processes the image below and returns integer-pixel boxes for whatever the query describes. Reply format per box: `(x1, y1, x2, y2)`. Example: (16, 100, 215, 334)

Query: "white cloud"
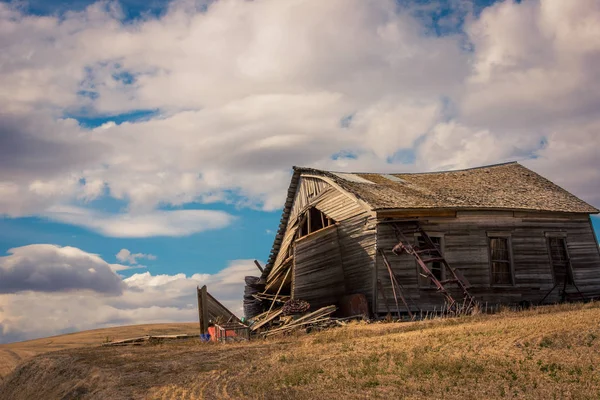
(42, 206, 235, 238)
(116, 248, 157, 264)
(0, 244, 124, 294)
(0, 0, 598, 222)
(0, 244, 259, 343)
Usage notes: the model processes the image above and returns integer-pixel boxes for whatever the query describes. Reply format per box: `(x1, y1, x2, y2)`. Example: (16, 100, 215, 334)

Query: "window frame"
(544, 232, 574, 286)
(296, 206, 335, 239)
(486, 232, 515, 287)
(414, 233, 445, 288)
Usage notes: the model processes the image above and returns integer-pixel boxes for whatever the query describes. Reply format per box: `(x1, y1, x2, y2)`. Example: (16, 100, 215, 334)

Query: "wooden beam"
(253, 260, 264, 273)
(379, 249, 414, 319)
(266, 267, 291, 316)
(377, 209, 456, 218)
(198, 285, 209, 334)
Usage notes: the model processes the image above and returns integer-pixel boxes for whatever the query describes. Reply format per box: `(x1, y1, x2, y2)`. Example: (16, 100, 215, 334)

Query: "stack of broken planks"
(252, 292, 290, 303)
(249, 305, 339, 337)
(102, 334, 196, 346)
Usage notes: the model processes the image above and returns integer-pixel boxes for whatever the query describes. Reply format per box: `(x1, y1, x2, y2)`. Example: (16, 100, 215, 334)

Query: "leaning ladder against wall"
(385, 221, 476, 313)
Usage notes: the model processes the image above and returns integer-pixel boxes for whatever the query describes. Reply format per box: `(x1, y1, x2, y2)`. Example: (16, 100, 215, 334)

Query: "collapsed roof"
(295, 162, 597, 214)
(264, 162, 597, 274)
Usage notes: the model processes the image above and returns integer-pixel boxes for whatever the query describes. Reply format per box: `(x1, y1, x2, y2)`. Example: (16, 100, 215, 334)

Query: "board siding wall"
(376, 213, 600, 313)
(310, 187, 377, 310)
(266, 178, 334, 289)
(293, 226, 346, 309)
(267, 175, 377, 311)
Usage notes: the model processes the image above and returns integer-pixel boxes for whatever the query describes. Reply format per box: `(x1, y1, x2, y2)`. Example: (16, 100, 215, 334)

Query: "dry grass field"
(0, 323, 198, 380)
(1, 303, 599, 399)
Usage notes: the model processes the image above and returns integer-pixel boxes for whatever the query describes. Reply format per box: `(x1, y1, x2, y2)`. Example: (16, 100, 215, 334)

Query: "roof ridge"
(293, 161, 520, 175)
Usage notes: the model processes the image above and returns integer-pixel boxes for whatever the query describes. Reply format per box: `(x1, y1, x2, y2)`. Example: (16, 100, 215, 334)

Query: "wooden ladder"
(390, 222, 476, 312)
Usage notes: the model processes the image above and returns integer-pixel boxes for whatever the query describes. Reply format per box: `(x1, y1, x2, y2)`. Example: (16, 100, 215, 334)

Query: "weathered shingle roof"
(262, 161, 597, 276)
(296, 162, 598, 214)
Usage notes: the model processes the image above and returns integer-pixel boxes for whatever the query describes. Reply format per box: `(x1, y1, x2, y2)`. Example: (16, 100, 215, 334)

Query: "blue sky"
(1, 0, 599, 343)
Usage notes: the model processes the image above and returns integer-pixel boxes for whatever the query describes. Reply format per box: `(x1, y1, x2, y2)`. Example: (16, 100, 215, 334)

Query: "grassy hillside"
(1, 303, 600, 399)
(0, 323, 198, 379)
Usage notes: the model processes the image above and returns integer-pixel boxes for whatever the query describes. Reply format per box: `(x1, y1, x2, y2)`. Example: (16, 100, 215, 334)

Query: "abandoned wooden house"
(245, 162, 600, 318)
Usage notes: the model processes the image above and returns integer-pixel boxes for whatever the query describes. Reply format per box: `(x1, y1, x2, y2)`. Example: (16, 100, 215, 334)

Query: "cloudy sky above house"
(0, 0, 599, 343)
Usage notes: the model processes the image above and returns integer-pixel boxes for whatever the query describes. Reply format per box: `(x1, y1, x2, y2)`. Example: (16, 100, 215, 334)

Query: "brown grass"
(0, 323, 198, 379)
(1, 303, 600, 399)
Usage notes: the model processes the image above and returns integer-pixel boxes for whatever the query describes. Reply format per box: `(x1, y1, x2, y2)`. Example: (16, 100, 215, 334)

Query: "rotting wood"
(377, 279, 391, 314)
(266, 268, 291, 316)
(102, 334, 196, 346)
(199, 285, 209, 335)
(198, 285, 241, 335)
(262, 305, 337, 337)
(250, 308, 283, 332)
(390, 222, 475, 312)
(379, 249, 414, 319)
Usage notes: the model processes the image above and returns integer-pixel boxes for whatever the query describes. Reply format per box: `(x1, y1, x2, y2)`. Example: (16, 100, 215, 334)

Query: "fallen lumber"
(102, 334, 196, 346)
(250, 308, 283, 332)
(261, 305, 337, 337)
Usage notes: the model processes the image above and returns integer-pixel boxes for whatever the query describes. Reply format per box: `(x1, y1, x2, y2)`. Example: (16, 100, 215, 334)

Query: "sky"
(0, 0, 599, 343)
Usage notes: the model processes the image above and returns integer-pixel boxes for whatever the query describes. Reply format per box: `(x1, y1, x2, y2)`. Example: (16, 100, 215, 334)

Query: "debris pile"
(243, 276, 265, 318)
(281, 299, 310, 315)
(102, 334, 196, 346)
(248, 303, 340, 337)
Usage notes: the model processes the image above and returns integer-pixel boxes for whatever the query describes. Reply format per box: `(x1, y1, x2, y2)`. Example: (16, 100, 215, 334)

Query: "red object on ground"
(339, 293, 369, 318)
(207, 326, 238, 341)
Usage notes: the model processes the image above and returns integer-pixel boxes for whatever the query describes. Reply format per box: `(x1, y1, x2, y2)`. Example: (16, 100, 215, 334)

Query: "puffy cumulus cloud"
(463, 0, 600, 129)
(0, 249, 259, 343)
(416, 122, 544, 172)
(450, 0, 600, 204)
(0, 244, 125, 294)
(42, 206, 235, 238)
(116, 248, 157, 264)
(0, 0, 468, 216)
(525, 121, 600, 206)
(0, 112, 111, 216)
(0, 0, 599, 223)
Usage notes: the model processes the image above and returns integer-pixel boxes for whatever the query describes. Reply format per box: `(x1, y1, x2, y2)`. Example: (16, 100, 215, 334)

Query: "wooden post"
(266, 267, 291, 316)
(379, 249, 414, 319)
(198, 285, 209, 335)
(197, 286, 202, 336)
(253, 260, 264, 273)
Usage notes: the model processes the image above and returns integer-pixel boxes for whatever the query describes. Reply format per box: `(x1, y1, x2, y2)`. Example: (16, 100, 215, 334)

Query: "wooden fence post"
(198, 285, 209, 335)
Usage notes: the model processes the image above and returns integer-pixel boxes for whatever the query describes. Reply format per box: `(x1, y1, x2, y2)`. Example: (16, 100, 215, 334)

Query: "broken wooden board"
(197, 285, 242, 334)
(102, 334, 196, 346)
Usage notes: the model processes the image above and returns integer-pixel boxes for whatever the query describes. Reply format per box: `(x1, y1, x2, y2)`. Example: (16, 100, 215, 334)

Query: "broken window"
(297, 207, 335, 238)
(547, 237, 573, 285)
(416, 235, 444, 287)
(488, 237, 513, 285)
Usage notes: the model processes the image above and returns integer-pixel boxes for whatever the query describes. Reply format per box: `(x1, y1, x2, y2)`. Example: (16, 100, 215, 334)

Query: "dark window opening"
(417, 236, 444, 286)
(297, 207, 335, 238)
(548, 237, 573, 285)
(489, 237, 513, 285)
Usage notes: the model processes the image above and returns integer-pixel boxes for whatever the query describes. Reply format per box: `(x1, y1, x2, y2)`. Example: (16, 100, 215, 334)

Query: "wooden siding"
(376, 212, 600, 313)
(293, 225, 346, 309)
(266, 174, 378, 312)
(289, 176, 331, 220)
(309, 185, 377, 311)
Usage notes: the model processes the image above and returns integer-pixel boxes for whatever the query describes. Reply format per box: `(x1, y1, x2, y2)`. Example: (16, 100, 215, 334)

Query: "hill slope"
(0, 323, 198, 379)
(1, 304, 599, 399)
